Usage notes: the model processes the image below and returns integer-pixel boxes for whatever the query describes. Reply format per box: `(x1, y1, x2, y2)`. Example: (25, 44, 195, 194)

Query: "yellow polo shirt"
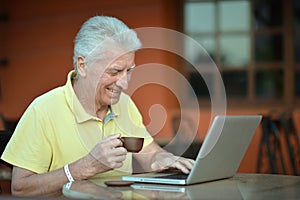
(1, 71, 153, 178)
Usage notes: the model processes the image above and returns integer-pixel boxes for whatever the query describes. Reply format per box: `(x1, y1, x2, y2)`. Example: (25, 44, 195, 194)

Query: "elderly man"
(1, 16, 194, 197)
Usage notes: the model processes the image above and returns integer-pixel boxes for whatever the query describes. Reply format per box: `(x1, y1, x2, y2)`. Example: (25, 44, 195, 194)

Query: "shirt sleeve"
(1, 101, 53, 174)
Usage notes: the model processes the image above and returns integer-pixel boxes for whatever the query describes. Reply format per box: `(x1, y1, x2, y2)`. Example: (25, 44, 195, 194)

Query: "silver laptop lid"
(187, 115, 262, 184)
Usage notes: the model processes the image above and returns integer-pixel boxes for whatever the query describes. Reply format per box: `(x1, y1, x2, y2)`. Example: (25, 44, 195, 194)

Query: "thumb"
(151, 162, 167, 171)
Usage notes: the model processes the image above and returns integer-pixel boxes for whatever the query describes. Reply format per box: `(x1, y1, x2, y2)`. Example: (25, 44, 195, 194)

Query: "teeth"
(109, 89, 119, 93)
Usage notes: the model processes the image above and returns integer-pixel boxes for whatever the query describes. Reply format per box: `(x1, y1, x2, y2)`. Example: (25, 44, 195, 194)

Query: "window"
(184, 0, 298, 107)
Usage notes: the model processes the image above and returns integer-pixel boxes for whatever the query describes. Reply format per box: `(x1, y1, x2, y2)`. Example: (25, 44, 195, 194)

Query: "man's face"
(93, 52, 135, 107)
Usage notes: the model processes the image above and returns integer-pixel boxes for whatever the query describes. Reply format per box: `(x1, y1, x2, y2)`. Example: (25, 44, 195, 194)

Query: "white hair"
(73, 16, 141, 71)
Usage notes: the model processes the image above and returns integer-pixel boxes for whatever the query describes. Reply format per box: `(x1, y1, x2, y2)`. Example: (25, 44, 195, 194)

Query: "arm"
(11, 134, 127, 197)
(12, 166, 68, 197)
(134, 141, 195, 174)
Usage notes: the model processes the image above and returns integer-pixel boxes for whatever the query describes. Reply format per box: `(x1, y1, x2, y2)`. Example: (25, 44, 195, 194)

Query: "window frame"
(183, 0, 297, 108)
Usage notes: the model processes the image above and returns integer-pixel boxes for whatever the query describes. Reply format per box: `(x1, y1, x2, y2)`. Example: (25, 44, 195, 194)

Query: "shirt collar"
(103, 106, 118, 124)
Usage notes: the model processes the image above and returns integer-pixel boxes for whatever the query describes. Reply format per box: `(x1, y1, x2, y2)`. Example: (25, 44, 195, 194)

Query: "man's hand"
(151, 151, 195, 174)
(85, 134, 127, 176)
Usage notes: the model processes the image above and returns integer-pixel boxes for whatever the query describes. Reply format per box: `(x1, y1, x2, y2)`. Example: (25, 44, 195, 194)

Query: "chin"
(108, 97, 120, 105)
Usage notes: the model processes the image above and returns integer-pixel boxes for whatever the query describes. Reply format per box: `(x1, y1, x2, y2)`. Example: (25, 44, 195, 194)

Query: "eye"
(107, 69, 122, 76)
(110, 70, 122, 76)
(127, 65, 136, 74)
(127, 68, 134, 74)
(107, 64, 135, 76)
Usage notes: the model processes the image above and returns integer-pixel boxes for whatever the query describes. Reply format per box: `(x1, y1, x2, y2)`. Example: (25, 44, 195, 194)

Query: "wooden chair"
(0, 130, 13, 195)
(256, 115, 286, 174)
(0, 112, 13, 194)
(280, 111, 300, 175)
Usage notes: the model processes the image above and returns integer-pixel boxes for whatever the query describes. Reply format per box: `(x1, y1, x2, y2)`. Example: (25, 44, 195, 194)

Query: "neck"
(96, 106, 109, 120)
(73, 79, 109, 120)
(73, 79, 98, 118)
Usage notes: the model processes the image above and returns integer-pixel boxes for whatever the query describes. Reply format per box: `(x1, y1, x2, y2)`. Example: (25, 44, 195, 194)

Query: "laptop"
(131, 177, 245, 199)
(122, 115, 262, 185)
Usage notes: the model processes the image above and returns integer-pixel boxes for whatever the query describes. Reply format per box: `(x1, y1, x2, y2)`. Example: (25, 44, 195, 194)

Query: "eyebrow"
(111, 64, 136, 71)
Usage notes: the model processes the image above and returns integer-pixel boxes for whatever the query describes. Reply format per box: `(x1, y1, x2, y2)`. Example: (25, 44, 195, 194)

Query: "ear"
(76, 56, 87, 78)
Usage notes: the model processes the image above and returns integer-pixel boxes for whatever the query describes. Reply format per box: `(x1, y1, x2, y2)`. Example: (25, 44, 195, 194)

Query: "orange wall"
(0, 0, 182, 119)
(0, 0, 299, 174)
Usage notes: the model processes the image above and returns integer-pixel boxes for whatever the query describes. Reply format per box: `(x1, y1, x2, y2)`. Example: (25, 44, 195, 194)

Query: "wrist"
(66, 160, 90, 181)
(74, 154, 99, 179)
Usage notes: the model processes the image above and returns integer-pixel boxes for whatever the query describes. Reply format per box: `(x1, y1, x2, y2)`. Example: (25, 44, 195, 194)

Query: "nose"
(116, 72, 129, 90)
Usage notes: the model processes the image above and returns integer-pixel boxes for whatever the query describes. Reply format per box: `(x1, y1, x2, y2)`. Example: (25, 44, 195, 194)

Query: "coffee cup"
(120, 137, 144, 153)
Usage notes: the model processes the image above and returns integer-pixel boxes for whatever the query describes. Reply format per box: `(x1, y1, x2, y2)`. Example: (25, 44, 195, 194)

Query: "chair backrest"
(0, 130, 13, 167)
(0, 113, 18, 131)
(0, 130, 13, 195)
(0, 113, 7, 130)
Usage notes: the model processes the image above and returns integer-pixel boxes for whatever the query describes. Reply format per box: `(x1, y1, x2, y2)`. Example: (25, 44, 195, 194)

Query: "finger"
(179, 158, 195, 170)
(101, 134, 121, 148)
(109, 153, 127, 163)
(113, 161, 125, 169)
(172, 162, 190, 174)
(101, 149, 127, 169)
(112, 146, 127, 156)
(168, 157, 194, 174)
(105, 160, 124, 169)
(106, 151, 127, 166)
(172, 157, 194, 168)
(109, 138, 123, 148)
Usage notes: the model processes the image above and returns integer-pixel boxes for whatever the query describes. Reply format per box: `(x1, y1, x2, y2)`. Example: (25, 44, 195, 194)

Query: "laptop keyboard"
(155, 173, 188, 180)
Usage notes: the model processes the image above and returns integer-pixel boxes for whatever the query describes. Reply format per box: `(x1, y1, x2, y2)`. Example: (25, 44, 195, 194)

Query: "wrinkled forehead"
(109, 52, 135, 66)
(86, 51, 136, 77)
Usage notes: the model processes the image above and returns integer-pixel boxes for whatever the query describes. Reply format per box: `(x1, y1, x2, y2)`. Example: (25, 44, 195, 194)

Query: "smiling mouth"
(107, 88, 121, 93)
